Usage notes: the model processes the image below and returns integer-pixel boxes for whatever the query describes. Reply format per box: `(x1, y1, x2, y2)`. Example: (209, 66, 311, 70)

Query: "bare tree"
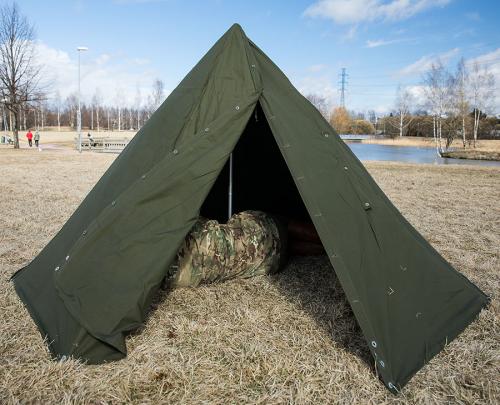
(391, 85, 414, 137)
(54, 90, 61, 131)
(150, 78, 164, 113)
(92, 88, 102, 132)
(468, 61, 495, 147)
(305, 93, 329, 119)
(0, 2, 45, 148)
(65, 93, 78, 128)
(454, 58, 469, 148)
(115, 88, 125, 131)
(422, 61, 454, 156)
(134, 85, 142, 130)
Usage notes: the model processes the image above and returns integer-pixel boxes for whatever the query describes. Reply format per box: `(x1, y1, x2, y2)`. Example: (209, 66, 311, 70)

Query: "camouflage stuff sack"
(170, 211, 284, 288)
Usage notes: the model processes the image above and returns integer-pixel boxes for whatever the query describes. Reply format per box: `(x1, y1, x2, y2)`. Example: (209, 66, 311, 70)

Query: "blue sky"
(13, 0, 500, 113)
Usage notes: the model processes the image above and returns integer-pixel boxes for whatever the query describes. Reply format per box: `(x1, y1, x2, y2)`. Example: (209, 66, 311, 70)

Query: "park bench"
(75, 136, 129, 153)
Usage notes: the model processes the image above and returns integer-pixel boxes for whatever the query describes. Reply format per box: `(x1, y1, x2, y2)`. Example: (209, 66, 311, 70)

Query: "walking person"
(34, 130, 40, 148)
(26, 129, 33, 147)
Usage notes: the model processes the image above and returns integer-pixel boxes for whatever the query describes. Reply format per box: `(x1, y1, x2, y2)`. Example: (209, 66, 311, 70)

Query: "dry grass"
(0, 148, 499, 404)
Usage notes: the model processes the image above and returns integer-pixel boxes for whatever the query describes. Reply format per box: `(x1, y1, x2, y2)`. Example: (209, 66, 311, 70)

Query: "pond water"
(346, 142, 500, 167)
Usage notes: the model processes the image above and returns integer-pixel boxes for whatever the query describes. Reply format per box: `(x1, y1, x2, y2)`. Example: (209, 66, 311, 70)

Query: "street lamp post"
(77, 46, 88, 153)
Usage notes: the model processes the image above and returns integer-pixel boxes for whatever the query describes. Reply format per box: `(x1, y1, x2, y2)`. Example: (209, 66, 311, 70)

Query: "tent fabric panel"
(250, 40, 488, 390)
(54, 95, 259, 353)
(12, 24, 259, 360)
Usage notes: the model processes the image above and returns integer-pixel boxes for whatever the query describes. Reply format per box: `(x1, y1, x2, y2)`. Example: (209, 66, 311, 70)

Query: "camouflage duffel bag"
(170, 210, 286, 288)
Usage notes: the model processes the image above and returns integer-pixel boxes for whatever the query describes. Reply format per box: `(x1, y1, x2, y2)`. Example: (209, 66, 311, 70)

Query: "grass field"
(0, 148, 498, 404)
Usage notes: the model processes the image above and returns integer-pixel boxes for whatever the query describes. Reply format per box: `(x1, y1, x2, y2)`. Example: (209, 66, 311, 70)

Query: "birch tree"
(422, 61, 454, 156)
(92, 88, 102, 132)
(115, 88, 125, 131)
(65, 93, 78, 128)
(392, 85, 414, 137)
(54, 90, 61, 131)
(468, 62, 494, 147)
(134, 85, 142, 130)
(150, 78, 164, 113)
(454, 58, 469, 148)
(0, 2, 45, 148)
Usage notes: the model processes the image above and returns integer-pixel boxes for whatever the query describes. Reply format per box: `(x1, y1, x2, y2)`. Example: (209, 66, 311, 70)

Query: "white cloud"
(468, 48, 500, 68)
(465, 11, 480, 21)
(304, 0, 452, 24)
(308, 64, 328, 72)
(130, 57, 151, 66)
(397, 48, 459, 76)
(468, 48, 500, 112)
(366, 39, 395, 48)
(113, 0, 169, 4)
(342, 25, 358, 41)
(405, 84, 426, 106)
(366, 37, 416, 48)
(34, 41, 160, 106)
(295, 74, 338, 110)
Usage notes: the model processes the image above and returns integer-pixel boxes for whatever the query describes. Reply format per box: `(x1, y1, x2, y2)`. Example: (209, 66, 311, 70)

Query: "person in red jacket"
(26, 129, 33, 147)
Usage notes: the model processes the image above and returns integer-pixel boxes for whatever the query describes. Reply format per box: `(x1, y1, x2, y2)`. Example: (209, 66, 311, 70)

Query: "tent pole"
(228, 153, 233, 220)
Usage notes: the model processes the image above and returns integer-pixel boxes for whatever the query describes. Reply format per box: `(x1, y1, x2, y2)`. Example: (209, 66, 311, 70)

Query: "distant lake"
(346, 142, 500, 167)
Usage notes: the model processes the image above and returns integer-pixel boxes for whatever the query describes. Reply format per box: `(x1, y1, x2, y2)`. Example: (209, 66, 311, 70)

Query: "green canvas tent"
(13, 24, 488, 392)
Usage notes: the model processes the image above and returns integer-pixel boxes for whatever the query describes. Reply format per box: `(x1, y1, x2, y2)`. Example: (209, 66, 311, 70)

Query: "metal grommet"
(364, 202, 370, 207)
(111, 200, 116, 206)
(204, 127, 209, 132)
(54, 266, 60, 272)
(82, 230, 87, 236)
(344, 166, 348, 170)
(379, 360, 385, 368)
(65, 255, 70, 261)
(173, 149, 178, 155)
(388, 382, 397, 391)
(235, 105, 240, 110)
(251, 64, 255, 68)
(371, 341, 377, 348)
(324, 133, 329, 138)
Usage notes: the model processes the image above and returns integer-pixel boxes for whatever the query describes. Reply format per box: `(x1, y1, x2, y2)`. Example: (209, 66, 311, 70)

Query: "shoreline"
(352, 136, 500, 161)
(3, 132, 500, 162)
(441, 149, 500, 161)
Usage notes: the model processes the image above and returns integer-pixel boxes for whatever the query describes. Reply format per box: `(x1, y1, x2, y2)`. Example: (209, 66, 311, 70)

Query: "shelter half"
(12, 24, 489, 392)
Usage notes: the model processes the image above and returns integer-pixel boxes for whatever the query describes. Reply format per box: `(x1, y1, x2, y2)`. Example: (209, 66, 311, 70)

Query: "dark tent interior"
(201, 103, 313, 225)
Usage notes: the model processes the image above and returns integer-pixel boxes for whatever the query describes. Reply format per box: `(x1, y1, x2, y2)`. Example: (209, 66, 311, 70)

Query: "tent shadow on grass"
(140, 254, 373, 372)
(269, 255, 373, 367)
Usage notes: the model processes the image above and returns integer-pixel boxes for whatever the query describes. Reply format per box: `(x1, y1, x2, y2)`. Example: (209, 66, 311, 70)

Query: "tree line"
(307, 58, 497, 154)
(1, 79, 166, 134)
(389, 59, 496, 154)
